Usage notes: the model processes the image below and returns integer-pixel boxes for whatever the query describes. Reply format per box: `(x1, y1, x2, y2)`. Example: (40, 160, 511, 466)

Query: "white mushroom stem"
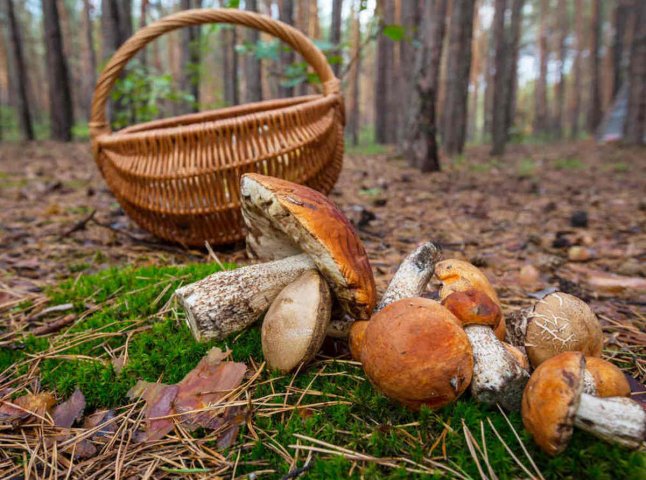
(175, 254, 315, 341)
(574, 394, 646, 449)
(328, 242, 440, 338)
(376, 242, 440, 311)
(466, 326, 530, 411)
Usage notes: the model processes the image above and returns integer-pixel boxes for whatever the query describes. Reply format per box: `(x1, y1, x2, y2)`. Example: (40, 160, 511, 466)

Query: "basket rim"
(96, 94, 340, 145)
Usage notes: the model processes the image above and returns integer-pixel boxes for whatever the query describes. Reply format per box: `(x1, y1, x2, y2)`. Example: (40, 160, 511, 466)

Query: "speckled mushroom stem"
(175, 254, 315, 341)
(466, 326, 530, 411)
(574, 394, 646, 449)
(375, 242, 441, 311)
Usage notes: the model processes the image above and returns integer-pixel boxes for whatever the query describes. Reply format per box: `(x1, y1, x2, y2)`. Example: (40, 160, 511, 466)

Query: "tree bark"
(505, 0, 524, 140)
(588, 0, 602, 134)
(244, 0, 262, 103)
(278, 0, 295, 98)
(222, 25, 239, 106)
(82, 0, 97, 116)
(375, 0, 397, 144)
(612, 1, 631, 99)
(5, 0, 34, 140)
(403, 0, 448, 172)
(330, 0, 343, 78)
(553, 0, 568, 139)
(442, 0, 476, 156)
(42, 0, 74, 141)
(139, 0, 148, 68)
(624, 0, 646, 145)
(570, 0, 584, 139)
(490, 0, 508, 156)
(534, 0, 549, 136)
(347, 2, 362, 146)
(180, 0, 201, 112)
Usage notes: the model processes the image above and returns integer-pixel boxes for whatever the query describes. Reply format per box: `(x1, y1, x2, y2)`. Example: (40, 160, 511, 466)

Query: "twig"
(60, 209, 96, 238)
(280, 456, 313, 480)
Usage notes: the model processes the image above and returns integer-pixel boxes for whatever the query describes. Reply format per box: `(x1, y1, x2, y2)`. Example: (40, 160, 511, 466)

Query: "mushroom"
(501, 342, 531, 371)
(435, 260, 529, 411)
(175, 174, 376, 345)
(583, 356, 631, 397)
(522, 352, 646, 455)
(507, 292, 603, 368)
(261, 270, 332, 372)
(435, 259, 506, 340)
(361, 297, 473, 410)
(348, 241, 441, 361)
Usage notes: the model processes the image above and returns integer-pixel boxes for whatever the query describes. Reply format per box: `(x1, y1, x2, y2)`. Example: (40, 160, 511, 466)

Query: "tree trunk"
(82, 0, 97, 116)
(222, 25, 239, 106)
(534, 0, 549, 136)
(570, 0, 584, 139)
(43, 0, 74, 141)
(483, 28, 493, 139)
(374, 0, 397, 144)
(553, 0, 568, 139)
(347, 2, 362, 146)
(180, 0, 201, 112)
(330, 0, 343, 78)
(278, 0, 295, 98)
(490, 0, 508, 156)
(5, 0, 34, 140)
(139, 0, 148, 68)
(403, 0, 448, 172)
(588, 0, 602, 134)
(442, 0, 476, 156)
(397, 0, 421, 146)
(505, 0, 524, 140)
(624, 0, 646, 145)
(244, 0, 262, 103)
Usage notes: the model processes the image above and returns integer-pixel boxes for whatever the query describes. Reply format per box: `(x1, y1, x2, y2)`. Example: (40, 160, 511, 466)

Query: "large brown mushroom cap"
(525, 292, 603, 368)
(521, 351, 585, 455)
(348, 320, 368, 361)
(585, 357, 631, 398)
(361, 298, 473, 410)
(435, 259, 506, 340)
(240, 174, 376, 319)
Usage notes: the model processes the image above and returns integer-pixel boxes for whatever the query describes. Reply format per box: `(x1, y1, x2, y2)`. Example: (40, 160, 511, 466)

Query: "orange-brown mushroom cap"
(585, 357, 631, 398)
(240, 174, 376, 319)
(361, 298, 473, 410)
(348, 320, 369, 361)
(441, 289, 502, 330)
(521, 351, 585, 455)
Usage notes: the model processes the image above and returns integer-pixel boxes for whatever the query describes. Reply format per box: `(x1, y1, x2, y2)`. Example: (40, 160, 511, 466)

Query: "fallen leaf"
(83, 409, 117, 437)
(568, 265, 646, 293)
(128, 381, 179, 442)
(0, 392, 56, 425)
(52, 389, 85, 428)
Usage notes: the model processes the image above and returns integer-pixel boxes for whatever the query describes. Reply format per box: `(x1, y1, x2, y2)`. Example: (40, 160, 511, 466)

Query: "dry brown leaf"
(0, 392, 56, 425)
(52, 388, 85, 428)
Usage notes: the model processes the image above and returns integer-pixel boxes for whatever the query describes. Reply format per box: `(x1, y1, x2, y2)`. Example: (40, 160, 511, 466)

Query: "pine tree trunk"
(222, 25, 239, 106)
(347, 2, 362, 146)
(505, 0, 524, 140)
(483, 28, 493, 139)
(330, 0, 343, 78)
(588, 0, 602, 134)
(397, 0, 421, 146)
(42, 0, 74, 141)
(490, 0, 508, 156)
(374, 0, 396, 144)
(554, 0, 568, 139)
(403, 0, 448, 172)
(244, 0, 262, 102)
(624, 0, 645, 144)
(534, 0, 549, 136)
(612, 1, 632, 99)
(570, 0, 584, 139)
(139, 0, 148, 68)
(5, 0, 34, 140)
(180, 0, 201, 113)
(82, 0, 97, 117)
(278, 0, 295, 98)
(442, 0, 476, 156)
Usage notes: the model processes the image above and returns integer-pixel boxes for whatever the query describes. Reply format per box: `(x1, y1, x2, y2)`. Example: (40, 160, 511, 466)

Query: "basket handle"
(89, 8, 340, 140)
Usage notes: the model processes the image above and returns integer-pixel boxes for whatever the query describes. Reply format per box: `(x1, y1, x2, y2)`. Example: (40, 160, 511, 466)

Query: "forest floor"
(0, 140, 645, 479)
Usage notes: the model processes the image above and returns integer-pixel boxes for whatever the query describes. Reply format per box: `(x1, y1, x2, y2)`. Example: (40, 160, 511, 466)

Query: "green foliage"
(110, 60, 190, 130)
(517, 157, 537, 177)
(554, 156, 585, 170)
(3, 264, 645, 479)
(382, 24, 406, 41)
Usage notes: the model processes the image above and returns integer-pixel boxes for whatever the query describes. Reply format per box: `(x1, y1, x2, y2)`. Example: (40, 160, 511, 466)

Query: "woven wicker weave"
(90, 9, 344, 246)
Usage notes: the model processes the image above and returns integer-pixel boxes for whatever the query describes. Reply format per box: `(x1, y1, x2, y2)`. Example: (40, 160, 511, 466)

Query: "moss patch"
(2, 264, 645, 479)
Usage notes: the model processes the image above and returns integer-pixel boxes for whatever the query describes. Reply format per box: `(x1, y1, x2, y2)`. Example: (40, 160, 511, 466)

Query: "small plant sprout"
(522, 352, 646, 455)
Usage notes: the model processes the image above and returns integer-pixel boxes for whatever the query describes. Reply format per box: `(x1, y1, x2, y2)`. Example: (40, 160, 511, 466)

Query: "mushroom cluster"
(174, 175, 642, 454)
(175, 173, 376, 372)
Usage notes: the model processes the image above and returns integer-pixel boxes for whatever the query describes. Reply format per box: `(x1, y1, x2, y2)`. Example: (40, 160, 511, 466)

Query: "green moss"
(2, 264, 645, 479)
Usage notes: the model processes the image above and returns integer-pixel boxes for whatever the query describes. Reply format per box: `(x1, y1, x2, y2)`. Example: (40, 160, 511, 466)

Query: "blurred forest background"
(0, 0, 644, 171)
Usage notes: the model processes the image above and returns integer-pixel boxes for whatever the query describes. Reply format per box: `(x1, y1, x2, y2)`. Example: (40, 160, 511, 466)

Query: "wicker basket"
(89, 9, 344, 246)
